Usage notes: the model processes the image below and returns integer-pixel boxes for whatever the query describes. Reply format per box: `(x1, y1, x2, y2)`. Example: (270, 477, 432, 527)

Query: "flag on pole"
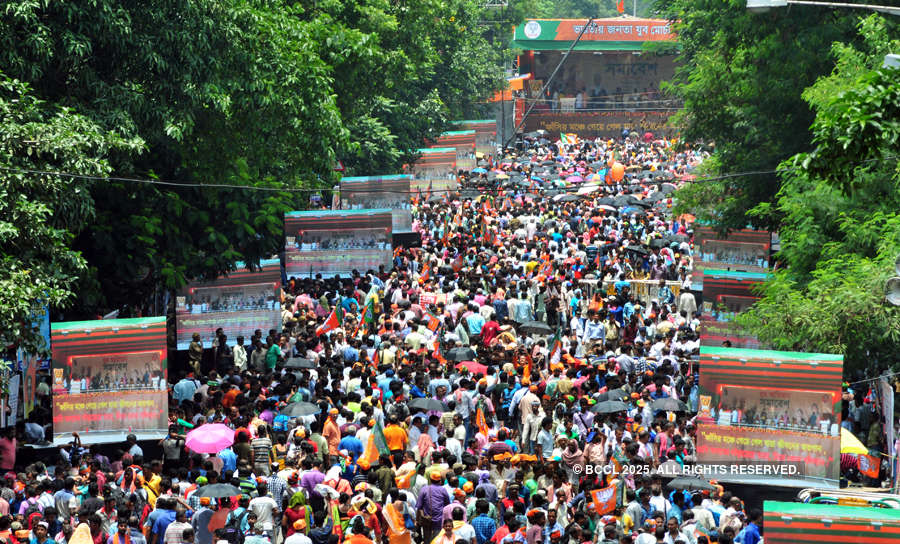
(617, 0, 625, 14)
(316, 299, 343, 336)
(474, 399, 490, 438)
(549, 328, 562, 365)
(590, 486, 617, 515)
(359, 420, 391, 469)
(353, 298, 376, 337)
(424, 311, 442, 333)
(419, 260, 431, 284)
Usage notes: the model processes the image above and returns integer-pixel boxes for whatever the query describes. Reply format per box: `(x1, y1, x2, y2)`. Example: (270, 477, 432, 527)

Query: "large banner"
(696, 424, 839, 482)
(697, 320, 762, 349)
(693, 227, 771, 285)
(513, 19, 676, 45)
(410, 148, 458, 194)
(176, 258, 281, 350)
(697, 346, 843, 485)
(51, 317, 168, 444)
(285, 209, 393, 278)
(336, 175, 413, 232)
(521, 110, 678, 139)
(428, 131, 476, 171)
(454, 120, 496, 155)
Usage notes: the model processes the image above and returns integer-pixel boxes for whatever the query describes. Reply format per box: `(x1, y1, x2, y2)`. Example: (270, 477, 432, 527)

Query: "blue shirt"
(218, 448, 237, 473)
(466, 313, 485, 336)
(173, 379, 198, 403)
(471, 515, 497, 544)
(338, 436, 364, 460)
(151, 509, 176, 544)
(742, 522, 761, 544)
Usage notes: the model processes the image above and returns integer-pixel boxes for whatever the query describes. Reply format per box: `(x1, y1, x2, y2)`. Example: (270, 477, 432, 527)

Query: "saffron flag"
(353, 298, 376, 337)
(859, 454, 881, 479)
(316, 300, 343, 336)
(617, 0, 625, 14)
(359, 420, 391, 469)
(395, 468, 414, 489)
(474, 400, 490, 439)
(590, 486, 617, 515)
(549, 328, 563, 365)
(424, 311, 442, 333)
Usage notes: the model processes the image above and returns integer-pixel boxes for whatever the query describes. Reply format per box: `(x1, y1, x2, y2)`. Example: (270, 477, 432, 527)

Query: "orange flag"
(617, 0, 625, 14)
(590, 485, 617, 515)
(859, 454, 881, 479)
(475, 403, 490, 438)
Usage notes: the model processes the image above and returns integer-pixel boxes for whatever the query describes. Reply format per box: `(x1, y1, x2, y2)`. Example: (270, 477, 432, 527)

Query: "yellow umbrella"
(841, 427, 868, 454)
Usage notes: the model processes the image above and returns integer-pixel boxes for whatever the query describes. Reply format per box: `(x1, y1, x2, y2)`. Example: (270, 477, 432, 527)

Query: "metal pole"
(504, 17, 596, 149)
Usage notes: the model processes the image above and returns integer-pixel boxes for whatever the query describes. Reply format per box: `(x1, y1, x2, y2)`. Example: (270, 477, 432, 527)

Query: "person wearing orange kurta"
(323, 408, 341, 456)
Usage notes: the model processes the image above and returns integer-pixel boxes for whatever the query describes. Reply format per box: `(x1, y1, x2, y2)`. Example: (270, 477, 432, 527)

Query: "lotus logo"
(524, 21, 541, 39)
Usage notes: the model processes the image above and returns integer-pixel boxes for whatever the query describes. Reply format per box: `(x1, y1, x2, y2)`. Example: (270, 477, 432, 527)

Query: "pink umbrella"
(186, 423, 235, 454)
(566, 175, 584, 183)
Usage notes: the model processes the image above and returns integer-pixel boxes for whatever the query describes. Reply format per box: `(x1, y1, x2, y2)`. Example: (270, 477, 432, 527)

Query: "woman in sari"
(382, 490, 412, 544)
(282, 491, 312, 537)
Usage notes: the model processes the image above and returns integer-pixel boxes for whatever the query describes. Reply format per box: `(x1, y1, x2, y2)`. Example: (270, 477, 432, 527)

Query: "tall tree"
(656, 0, 859, 230)
(739, 16, 900, 376)
(0, 74, 139, 353)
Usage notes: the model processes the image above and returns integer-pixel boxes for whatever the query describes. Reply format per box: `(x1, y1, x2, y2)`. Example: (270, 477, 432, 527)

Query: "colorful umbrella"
(185, 423, 235, 454)
(841, 427, 868, 454)
(456, 361, 488, 375)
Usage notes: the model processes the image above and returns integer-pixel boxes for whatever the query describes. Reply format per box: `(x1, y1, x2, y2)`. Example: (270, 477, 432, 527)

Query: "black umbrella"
(408, 398, 448, 412)
(645, 192, 665, 203)
(446, 347, 476, 362)
(650, 238, 668, 249)
(557, 194, 579, 202)
(596, 197, 616, 206)
(518, 320, 554, 335)
(284, 357, 315, 370)
(280, 402, 320, 417)
(591, 400, 630, 414)
(195, 484, 242, 498)
(612, 196, 632, 208)
(606, 388, 629, 401)
(459, 189, 480, 199)
(651, 397, 689, 412)
(427, 195, 443, 204)
(667, 476, 717, 492)
(626, 245, 650, 256)
(630, 199, 652, 209)
(659, 182, 677, 194)
(541, 160, 556, 166)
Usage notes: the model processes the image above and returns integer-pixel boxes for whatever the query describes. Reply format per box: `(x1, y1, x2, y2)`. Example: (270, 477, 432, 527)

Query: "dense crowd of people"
(11, 133, 892, 544)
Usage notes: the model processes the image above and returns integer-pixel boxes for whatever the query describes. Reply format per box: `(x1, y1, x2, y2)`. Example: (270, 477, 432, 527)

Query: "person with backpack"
(224, 496, 252, 544)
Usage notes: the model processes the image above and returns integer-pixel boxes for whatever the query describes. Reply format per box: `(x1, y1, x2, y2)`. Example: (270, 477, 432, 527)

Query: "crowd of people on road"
(4, 134, 796, 544)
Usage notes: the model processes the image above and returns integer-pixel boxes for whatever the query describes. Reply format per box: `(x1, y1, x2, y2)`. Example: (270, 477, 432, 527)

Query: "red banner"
(695, 423, 839, 481)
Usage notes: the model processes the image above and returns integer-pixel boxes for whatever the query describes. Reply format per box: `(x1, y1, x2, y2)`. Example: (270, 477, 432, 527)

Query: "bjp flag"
(590, 485, 617, 515)
(859, 454, 881, 479)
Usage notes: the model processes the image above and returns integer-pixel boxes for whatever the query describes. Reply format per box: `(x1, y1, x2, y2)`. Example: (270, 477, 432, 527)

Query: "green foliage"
(0, 0, 507, 316)
(656, 0, 860, 230)
(739, 16, 900, 375)
(0, 74, 139, 355)
(532, 0, 656, 18)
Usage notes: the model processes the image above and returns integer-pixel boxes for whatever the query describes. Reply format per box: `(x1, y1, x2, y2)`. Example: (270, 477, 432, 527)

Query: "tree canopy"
(737, 16, 900, 377)
(656, 0, 860, 230)
(0, 0, 509, 323)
